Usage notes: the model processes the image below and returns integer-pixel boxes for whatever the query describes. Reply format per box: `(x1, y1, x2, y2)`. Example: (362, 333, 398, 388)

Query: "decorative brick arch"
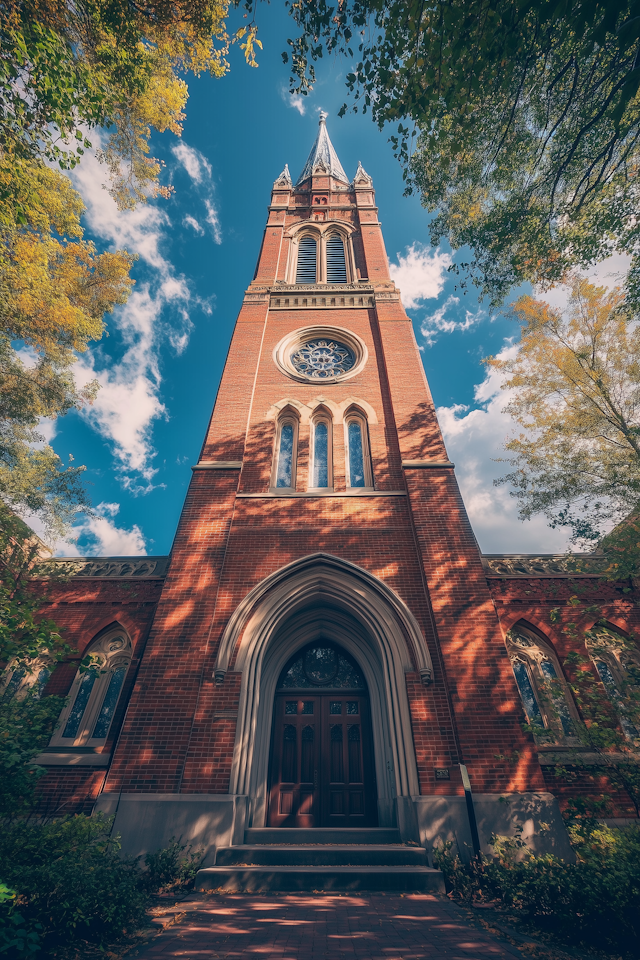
(214, 553, 433, 829)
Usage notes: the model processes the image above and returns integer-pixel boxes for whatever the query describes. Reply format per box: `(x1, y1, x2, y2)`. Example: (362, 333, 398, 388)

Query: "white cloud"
(171, 141, 212, 184)
(172, 141, 221, 242)
(389, 243, 452, 309)
(279, 84, 306, 115)
(36, 419, 57, 445)
(69, 146, 195, 490)
(183, 214, 204, 235)
(56, 502, 147, 557)
(204, 199, 222, 245)
(437, 345, 572, 554)
(73, 287, 168, 486)
(419, 296, 485, 346)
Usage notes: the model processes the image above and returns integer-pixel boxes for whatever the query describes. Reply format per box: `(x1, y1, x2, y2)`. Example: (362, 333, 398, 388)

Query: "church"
(12, 118, 639, 890)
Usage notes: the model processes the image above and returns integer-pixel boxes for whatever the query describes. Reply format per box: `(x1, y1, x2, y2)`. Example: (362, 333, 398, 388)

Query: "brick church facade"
(18, 119, 640, 864)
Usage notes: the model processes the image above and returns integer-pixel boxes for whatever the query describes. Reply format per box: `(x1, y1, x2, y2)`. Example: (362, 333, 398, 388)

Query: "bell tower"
(95, 118, 562, 857)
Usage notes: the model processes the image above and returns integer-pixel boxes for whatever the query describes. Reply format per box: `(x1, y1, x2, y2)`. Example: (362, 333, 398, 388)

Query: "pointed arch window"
(50, 628, 132, 748)
(326, 234, 347, 283)
(296, 236, 318, 283)
(586, 626, 640, 742)
(507, 626, 577, 742)
(345, 413, 373, 488)
(310, 414, 332, 489)
(272, 414, 299, 491)
(1, 658, 52, 701)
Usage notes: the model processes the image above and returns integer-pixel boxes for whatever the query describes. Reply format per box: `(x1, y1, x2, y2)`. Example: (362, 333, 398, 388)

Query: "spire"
(274, 164, 292, 187)
(295, 113, 349, 186)
(353, 160, 372, 185)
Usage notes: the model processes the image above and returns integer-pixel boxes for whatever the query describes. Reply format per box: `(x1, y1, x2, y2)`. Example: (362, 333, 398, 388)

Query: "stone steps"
(194, 827, 445, 893)
(215, 844, 429, 866)
(195, 864, 445, 893)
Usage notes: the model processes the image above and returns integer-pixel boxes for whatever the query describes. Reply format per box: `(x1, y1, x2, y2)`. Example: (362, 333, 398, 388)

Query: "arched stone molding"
(265, 397, 378, 426)
(501, 615, 559, 646)
(285, 220, 357, 284)
(214, 553, 433, 830)
(336, 397, 378, 424)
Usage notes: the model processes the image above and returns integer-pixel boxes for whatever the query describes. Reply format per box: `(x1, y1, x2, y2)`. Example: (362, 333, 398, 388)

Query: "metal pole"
(459, 763, 481, 858)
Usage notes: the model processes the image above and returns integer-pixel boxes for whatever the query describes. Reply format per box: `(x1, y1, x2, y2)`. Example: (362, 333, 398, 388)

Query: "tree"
(0, 0, 261, 531)
(280, 1, 640, 304)
(0, 504, 73, 813)
(0, 160, 134, 537)
(486, 276, 640, 555)
(2, 0, 260, 209)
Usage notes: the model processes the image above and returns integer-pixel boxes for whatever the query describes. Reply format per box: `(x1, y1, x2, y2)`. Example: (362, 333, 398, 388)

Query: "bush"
(144, 839, 202, 894)
(0, 815, 202, 956)
(433, 822, 640, 957)
(0, 691, 67, 818)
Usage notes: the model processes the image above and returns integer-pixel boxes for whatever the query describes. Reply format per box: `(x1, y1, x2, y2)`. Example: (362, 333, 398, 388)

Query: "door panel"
(267, 693, 376, 827)
(320, 695, 375, 827)
(268, 698, 319, 827)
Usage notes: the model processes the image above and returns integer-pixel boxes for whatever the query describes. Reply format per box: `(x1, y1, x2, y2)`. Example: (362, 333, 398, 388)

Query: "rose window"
(290, 339, 355, 380)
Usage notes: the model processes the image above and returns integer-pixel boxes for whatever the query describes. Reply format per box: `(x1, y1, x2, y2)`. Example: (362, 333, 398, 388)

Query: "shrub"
(0, 691, 67, 818)
(433, 822, 640, 957)
(0, 814, 202, 956)
(144, 839, 202, 894)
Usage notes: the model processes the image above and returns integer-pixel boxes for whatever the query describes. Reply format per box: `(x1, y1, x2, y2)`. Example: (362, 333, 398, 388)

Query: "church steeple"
(296, 112, 349, 186)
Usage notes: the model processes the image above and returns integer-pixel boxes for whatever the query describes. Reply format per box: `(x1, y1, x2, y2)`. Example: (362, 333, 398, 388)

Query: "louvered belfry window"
(326, 234, 347, 283)
(296, 236, 317, 283)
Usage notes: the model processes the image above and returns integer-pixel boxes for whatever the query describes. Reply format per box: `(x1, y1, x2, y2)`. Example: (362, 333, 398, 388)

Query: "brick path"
(135, 894, 526, 960)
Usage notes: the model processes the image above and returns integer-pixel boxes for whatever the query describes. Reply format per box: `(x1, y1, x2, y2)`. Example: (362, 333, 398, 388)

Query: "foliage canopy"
(0, 160, 134, 536)
(487, 276, 640, 548)
(281, 0, 640, 302)
(2, 0, 260, 209)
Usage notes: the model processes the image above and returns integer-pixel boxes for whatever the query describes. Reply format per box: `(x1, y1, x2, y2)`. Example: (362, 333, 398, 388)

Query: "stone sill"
(238, 490, 406, 499)
(35, 751, 111, 766)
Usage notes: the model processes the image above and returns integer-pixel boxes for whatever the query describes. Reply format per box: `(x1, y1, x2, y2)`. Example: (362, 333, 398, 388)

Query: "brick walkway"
(135, 894, 527, 960)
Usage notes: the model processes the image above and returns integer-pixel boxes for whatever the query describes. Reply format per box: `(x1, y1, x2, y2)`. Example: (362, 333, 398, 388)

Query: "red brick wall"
(488, 574, 640, 816)
(33, 577, 163, 810)
(34, 168, 639, 818)
(94, 172, 536, 804)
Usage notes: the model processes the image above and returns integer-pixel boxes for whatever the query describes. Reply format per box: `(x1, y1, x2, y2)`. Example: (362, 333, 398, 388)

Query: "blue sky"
(47, 4, 578, 558)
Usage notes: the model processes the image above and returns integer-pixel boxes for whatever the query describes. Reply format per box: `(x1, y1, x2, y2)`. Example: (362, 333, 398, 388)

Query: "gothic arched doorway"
(267, 642, 377, 827)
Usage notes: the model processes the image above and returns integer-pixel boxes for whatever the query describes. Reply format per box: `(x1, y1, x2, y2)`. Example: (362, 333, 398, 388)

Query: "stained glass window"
(596, 661, 639, 739)
(277, 643, 366, 690)
(1, 662, 51, 701)
(52, 631, 132, 748)
(507, 626, 578, 742)
(1, 665, 26, 701)
(276, 421, 295, 488)
(291, 339, 355, 380)
(92, 664, 127, 740)
(63, 669, 98, 739)
(313, 421, 329, 487)
(511, 660, 543, 726)
(347, 420, 366, 487)
(540, 661, 575, 736)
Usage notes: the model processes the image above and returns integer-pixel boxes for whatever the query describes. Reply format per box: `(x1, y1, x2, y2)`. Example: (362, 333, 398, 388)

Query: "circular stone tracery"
(273, 326, 368, 384)
(291, 339, 355, 380)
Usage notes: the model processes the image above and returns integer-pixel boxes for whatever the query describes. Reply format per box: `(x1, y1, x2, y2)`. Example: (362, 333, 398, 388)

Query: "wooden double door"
(267, 692, 377, 827)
